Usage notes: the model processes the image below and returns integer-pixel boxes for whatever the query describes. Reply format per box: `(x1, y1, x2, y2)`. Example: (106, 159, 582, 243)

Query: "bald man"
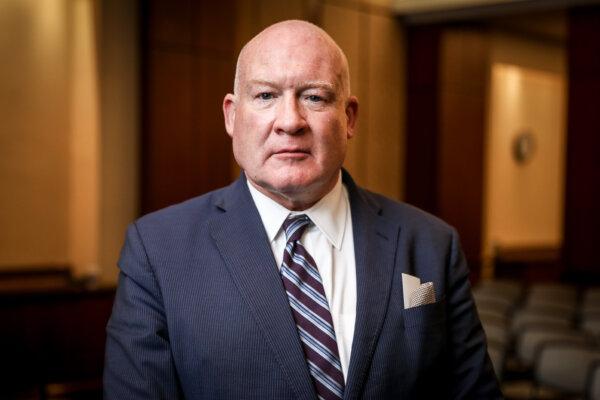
(104, 20, 501, 399)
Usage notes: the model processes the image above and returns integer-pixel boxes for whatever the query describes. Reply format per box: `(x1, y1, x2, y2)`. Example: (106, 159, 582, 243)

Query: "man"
(105, 20, 501, 399)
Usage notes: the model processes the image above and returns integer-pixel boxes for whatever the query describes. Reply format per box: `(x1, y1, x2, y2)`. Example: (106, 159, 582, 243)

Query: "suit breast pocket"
(403, 298, 446, 330)
(403, 299, 447, 374)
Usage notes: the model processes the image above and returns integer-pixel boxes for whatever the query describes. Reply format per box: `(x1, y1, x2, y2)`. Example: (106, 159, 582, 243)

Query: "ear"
(345, 96, 359, 139)
(223, 93, 236, 137)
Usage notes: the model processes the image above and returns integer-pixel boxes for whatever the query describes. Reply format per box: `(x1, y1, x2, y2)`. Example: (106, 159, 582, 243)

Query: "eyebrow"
(246, 80, 277, 89)
(246, 79, 337, 92)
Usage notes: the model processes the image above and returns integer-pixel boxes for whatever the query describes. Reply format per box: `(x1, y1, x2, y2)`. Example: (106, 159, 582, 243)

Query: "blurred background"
(1, 0, 599, 398)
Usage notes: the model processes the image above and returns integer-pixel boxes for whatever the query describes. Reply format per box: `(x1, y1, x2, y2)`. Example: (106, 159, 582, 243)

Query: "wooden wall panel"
(563, 6, 600, 278)
(193, 2, 236, 54)
(146, 0, 192, 47)
(405, 26, 488, 277)
(406, 26, 440, 214)
(142, 0, 235, 213)
(192, 56, 236, 192)
(144, 50, 194, 210)
(438, 28, 488, 270)
(366, 12, 405, 200)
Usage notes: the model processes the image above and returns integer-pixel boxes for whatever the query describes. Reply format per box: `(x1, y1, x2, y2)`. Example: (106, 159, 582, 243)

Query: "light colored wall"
(483, 32, 566, 265)
(364, 12, 404, 199)
(69, 0, 101, 278)
(0, 0, 71, 268)
(98, 0, 140, 284)
(232, 0, 406, 200)
(0, 0, 138, 284)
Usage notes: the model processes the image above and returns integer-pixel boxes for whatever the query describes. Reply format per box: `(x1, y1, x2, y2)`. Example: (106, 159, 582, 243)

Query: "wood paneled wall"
(406, 26, 440, 214)
(438, 28, 488, 273)
(564, 6, 600, 278)
(406, 25, 488, 276)
(141, 0, 236, 213)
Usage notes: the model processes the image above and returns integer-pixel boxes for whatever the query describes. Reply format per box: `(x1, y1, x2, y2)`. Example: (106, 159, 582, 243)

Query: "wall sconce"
(512, 130, 536, 164)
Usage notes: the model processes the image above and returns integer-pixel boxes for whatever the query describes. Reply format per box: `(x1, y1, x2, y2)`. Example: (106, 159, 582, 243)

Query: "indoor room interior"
(1, 0, 599, 398)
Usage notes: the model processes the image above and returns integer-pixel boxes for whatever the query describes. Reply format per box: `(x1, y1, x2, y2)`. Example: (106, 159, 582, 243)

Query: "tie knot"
(282, 214, 310, 243)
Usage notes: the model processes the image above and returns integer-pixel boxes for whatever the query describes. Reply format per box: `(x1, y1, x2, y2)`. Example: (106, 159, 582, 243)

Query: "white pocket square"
(402, 273, 436, 309)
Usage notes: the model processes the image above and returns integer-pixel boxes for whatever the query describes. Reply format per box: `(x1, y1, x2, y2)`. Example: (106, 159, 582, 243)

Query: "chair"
(516, 327, 589, 366)
(474, 279, 523, 305)
(479, 309, 509, 328)
(586, 360, 600, 400)
(584, 288, 600, 306)
(582, 306, 600, 319)
(535, 342, 600, 397)
(582, 289, 600, 323)
(526, 283, 578, 309)
(521, 302, 577, 320)
(474, 295, 513, 319)
(582, 317, 600, 337)
(511, 308, 573, 335)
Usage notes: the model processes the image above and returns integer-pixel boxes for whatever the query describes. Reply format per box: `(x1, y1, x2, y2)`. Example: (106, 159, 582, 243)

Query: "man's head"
(223, 20, 358, 210)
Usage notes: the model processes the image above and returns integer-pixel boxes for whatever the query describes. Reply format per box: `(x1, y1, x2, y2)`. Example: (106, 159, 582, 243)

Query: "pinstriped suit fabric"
(104, 172, 503, 399)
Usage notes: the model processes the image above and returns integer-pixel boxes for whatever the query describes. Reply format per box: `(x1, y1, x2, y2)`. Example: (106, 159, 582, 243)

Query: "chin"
(276, 168, 319, 187)
(271, 178, 314, 195)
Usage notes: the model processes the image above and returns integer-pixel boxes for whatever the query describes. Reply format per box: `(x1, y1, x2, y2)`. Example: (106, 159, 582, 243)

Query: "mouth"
(272, 148, 310, 159)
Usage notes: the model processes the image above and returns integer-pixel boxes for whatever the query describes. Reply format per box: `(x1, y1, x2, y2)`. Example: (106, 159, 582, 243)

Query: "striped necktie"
(280, 214, 345, 400)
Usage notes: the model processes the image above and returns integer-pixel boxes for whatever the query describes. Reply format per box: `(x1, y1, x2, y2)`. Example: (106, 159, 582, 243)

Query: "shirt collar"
(247, 172, 347, 249)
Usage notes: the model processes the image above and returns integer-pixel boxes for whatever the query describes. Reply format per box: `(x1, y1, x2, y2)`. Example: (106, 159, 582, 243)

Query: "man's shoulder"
(134, 182, 235, 232)
(354, 186, 457, 238)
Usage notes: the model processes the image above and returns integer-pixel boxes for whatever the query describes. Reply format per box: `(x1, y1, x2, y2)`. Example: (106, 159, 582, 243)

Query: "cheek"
(231, 118, 271, 167)
(315, 119, 347, 155)
(234, 112, 272, 143)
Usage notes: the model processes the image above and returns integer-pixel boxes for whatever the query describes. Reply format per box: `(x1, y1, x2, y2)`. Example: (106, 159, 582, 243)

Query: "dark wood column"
(141, 0, 235, 213)
(437, 27, 488, 275)
(406, 26, 441, 215)
(563, 6, 600, 279)
(406, 25, 488, 278)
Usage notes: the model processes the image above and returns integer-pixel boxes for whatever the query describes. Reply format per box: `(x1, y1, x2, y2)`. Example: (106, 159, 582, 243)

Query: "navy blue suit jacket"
(104, 171, 501, 399)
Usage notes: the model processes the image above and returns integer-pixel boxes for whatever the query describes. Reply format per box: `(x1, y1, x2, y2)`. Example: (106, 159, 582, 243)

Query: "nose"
(273, 94, 307, 135)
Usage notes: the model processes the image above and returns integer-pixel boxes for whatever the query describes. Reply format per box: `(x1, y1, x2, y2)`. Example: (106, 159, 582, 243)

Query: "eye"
(257, 92, 274, 100)
(306, 95, 324, 103)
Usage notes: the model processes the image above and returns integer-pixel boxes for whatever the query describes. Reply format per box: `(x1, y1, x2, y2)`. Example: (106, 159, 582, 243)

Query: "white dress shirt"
(247, 173, 357, 380)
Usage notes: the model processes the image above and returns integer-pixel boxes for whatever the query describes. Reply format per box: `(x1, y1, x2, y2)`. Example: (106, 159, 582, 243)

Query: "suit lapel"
(208, 176, 316, 400)
(343, 172, 400, 400)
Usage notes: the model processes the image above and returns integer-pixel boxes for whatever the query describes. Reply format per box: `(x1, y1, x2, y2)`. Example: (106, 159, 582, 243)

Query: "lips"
(272, 148, 310, 159)
(273, 148, 310, 155)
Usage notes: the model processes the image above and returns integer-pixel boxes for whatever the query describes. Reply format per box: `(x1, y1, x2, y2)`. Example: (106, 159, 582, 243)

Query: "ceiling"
(392, 0, 600, 24)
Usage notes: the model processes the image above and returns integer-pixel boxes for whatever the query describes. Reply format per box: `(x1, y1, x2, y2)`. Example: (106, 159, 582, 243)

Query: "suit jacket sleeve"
(104, 223, 183, 399)
(446, 228, 502, 399)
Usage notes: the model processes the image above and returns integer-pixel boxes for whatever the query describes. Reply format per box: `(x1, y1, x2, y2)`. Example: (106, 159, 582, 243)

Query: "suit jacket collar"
(341, 170, 399, 400)
(209, 171, 399, 400)
(209, 174, 317, 399)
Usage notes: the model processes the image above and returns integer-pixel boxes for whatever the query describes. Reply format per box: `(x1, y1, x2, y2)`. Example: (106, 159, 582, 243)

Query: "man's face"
(223, 26, 357, 210)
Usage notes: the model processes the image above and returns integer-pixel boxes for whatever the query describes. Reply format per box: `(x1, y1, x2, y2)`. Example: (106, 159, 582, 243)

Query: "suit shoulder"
(134, 184, 230, 233)
(359, 188, 456, 237)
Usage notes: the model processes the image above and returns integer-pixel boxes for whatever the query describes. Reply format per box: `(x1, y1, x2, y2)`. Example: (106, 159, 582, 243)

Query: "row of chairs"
(474, 280, 600, 399)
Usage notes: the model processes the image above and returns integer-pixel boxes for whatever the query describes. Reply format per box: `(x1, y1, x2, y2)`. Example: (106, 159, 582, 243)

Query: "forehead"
(240, 30, 344, 90)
